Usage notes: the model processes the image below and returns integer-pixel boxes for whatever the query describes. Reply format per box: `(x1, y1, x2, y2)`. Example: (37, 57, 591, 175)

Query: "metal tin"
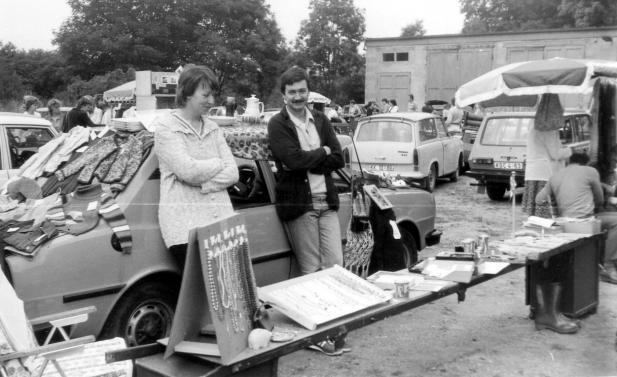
(461, 238, 477, 254)
(394, 281, 410, 299)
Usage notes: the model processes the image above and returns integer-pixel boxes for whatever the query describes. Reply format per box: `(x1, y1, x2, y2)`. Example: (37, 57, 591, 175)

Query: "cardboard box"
(562, 219, 601, 234)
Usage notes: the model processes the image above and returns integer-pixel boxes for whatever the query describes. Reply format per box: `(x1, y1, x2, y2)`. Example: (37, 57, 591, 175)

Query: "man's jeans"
(286, 195, 343, 275)
(597, 211, 617, 265)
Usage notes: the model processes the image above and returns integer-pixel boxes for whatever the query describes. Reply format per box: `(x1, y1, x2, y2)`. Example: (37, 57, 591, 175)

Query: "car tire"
(449, 159, 461, 182)
(425, 164, 437, 192)
(400, 228, 418, 268)
(486, 184, 507, 201)
(100, 280, 178, 347)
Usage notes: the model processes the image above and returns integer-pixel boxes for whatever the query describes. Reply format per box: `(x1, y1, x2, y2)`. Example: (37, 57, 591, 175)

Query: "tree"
(460, 0, 617, 34)
(293, 0, 366, 105)
(54, 0, 287, 99)
(401, 20, 426, 37)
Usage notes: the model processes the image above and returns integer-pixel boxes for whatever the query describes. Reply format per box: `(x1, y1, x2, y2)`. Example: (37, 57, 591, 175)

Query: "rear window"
(481, 117, 533, 146)
(356, 121, 413, 143)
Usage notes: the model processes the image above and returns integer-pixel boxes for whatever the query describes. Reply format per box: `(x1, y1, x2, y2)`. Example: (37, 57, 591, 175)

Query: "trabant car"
(467, 111, 592, 201)
(6, 120, 441, 347)
(0, 112, 58, 187)
(348, 112, 464, 192)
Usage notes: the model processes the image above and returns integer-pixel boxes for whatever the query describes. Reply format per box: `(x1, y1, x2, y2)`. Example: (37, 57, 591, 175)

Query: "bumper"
(425, 229, 442, 246)
(466, 169, 525, 186)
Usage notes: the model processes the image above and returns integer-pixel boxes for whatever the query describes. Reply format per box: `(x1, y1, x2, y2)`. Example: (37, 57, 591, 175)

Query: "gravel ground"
(278, 174, 617, 377)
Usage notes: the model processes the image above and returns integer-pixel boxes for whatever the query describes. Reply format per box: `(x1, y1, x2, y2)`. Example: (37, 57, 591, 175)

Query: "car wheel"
(400, 228, 418, 268)
(449, 161, 460, 182)
(100, 280, 178, 347)
(486, 184, 507, 201)
(425, 164, 437, 192)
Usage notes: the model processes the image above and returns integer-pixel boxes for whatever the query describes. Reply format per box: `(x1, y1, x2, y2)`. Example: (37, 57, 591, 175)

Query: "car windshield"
(481, 117, 533, 146)
(356, 120, 413, 142)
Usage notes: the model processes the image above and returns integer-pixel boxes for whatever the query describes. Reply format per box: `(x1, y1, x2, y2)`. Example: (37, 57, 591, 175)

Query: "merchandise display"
(258, 265, 392, 330)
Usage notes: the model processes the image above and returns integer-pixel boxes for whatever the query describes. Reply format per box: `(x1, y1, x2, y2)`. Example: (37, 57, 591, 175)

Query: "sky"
(0, 0, 465, 51)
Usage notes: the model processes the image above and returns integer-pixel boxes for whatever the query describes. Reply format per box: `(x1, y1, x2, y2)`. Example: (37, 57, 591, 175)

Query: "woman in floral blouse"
(153, 65, 238, 269)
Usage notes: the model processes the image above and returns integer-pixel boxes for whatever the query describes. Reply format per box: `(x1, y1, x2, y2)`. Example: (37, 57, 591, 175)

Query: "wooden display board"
(165, 214, 259, 365)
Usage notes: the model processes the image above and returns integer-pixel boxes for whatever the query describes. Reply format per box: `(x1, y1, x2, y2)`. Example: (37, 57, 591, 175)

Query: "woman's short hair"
(47, 98, 62, 113)
(23, 95, 39, 111)
(570, 152, 590, 165)
(77, 96, 93, 109)
(279, 66, 310, 93)
(176, 65, 219, 108)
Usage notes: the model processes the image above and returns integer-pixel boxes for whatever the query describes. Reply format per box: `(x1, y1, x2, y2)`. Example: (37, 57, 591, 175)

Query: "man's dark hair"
(176, 64, 219, 108)
(381, 98, 388, 103)
(569, 152, 590, 165)
(390, 99, 397, 106)
(422, 104, 434, 113)
(279, 66, 310, 93)
(409, 94, 414, 100)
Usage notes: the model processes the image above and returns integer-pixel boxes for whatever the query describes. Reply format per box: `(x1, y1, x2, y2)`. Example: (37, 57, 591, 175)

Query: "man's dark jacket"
(267, 107, 345, 222)
(62, 108, 97, 133)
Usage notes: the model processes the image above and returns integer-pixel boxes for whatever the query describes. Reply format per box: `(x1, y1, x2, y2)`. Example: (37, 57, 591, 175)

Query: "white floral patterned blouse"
(153, 111, 238, 247)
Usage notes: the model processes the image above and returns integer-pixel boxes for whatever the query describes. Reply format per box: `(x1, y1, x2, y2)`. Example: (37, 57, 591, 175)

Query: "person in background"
(46, 98, 64, 133)
(22, 95, 41, 117)
(348, 99, 361, 117)
(381, 98, 391, 113)
(445, 98, 464, 127)
(521, 128, 571, 218)
(268, 66, 346, 355)
(389, 99, 399, 113)
(421, 103, 434, 114)
(407, 94, 419, 112)
(364, 101, 379, 116)
(153, 64, 238, 270)
(62, 96, 99, 132)
(537, 152, 617, 284)
(96, 98, 114, 127)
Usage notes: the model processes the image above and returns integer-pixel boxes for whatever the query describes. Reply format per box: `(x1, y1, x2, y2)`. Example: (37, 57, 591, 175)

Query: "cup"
(461, 238, 477, 254)
(394, 281, 410, 299)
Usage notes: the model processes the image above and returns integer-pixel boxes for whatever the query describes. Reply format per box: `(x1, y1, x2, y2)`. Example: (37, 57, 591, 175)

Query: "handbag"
(343, 178, 375, 278)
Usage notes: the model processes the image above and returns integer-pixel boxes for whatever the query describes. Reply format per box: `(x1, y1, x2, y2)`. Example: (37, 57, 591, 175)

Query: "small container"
(477, 234, 490, 255)
(461, 238, 477, 254)
(394, 281, 410, 299)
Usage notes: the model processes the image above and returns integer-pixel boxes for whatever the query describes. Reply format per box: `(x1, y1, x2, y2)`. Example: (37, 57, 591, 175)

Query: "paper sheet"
(477, 261, 509, 275)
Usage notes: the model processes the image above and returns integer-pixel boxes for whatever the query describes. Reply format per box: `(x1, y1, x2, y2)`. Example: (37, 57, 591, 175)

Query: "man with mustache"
(268, 65, 346, 355)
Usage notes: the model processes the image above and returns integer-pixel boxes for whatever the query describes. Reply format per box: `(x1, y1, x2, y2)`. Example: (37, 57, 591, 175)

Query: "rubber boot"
(534, 283, 578, 334)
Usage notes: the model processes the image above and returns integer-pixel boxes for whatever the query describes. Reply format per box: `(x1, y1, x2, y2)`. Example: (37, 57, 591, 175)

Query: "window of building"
(396, 52, 409, 61)
(382, 53, 395, 62)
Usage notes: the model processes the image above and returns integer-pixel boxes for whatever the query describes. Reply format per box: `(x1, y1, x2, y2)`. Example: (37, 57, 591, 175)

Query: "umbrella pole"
(510, 171, 516, 236)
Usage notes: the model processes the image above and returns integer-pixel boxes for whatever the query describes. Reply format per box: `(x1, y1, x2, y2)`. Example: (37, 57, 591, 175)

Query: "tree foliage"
(54, 0, 287, 99)
(401, 20, 426, 37)
(292, 0, 366, 105)
(460, 0, 617, 34)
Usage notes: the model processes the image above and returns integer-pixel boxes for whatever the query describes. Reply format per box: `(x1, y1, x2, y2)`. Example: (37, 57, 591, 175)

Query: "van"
(466, 111, 591, 201)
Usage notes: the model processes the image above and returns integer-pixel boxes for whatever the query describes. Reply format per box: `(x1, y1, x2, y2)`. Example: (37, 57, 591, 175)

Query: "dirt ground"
(278, 174, 617, 377)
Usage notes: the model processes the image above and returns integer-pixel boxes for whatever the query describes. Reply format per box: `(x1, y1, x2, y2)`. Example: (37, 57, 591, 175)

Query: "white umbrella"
(104, 80, 136, 102)
(455, 58, 617, 107)
(308, 91, 331, 105)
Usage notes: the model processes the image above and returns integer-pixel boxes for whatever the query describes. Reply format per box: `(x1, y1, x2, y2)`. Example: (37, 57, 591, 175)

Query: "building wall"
(365, 27, 617, 110)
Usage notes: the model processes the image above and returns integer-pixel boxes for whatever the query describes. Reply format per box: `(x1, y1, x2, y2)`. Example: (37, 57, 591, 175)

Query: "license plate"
(494, 161, 523, 170)
(369, 164, 394, 171)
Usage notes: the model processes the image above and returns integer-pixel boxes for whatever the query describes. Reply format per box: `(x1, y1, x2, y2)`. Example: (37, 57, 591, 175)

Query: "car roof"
(361, 112, 438, 121)
(484, 110, 589, 118)
(0, 112, 53, 126)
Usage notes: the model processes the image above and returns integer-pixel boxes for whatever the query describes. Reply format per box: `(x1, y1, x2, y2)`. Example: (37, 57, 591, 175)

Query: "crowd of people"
(17, 94, 124, 133)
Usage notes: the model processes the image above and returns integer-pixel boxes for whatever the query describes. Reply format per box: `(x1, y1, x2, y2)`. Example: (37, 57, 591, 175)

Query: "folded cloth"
(6, 177, 42, 202)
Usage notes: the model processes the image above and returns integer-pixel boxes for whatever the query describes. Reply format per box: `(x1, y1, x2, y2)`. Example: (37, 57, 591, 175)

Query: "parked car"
(466, 111, 592, 201)
(348, 112, 464, 192)
(0, 113, 58, 187)
(6, 121, 441, 347)
(207, 106, 226, 117)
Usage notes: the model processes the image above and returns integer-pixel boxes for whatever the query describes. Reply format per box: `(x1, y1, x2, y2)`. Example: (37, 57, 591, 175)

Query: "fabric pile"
(0, 126, 150, 264)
